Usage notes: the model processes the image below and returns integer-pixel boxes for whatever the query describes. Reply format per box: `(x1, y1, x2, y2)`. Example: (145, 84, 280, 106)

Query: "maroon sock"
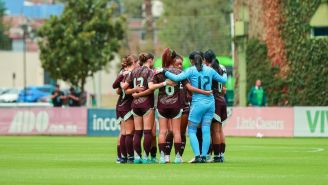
(120, 135, 127, 158)
(158, 143, 166, 154)
(117, 145, 121, 159)
(125, 134, 134, 158)
(174, 143, 182, 156)
(165, 132, 173, 155)
(143, 130, 152, 157)
(151, 146, 157, 158)
(133, 130, 143, 157)
(220, 143, 226, 154)
(196, 127, 202, 152)
(207, 144, 212, 155)
(181, 134, 186, 156)
(213, 144, 220, 156)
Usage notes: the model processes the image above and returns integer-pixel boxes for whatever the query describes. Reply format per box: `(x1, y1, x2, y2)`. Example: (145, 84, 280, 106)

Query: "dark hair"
(162, 48, 176, 67)
(194, 54, 203, 71)
(189, 50, 204, 60)
(204, 49, 216, 62)
(126, 55, 138, 67)
(69, 87, 75, 92)
(139, 53, 154, 66)
(174, 54, 183, 61)
(121, 56, 128, 69)
(55, 84, 60, 88)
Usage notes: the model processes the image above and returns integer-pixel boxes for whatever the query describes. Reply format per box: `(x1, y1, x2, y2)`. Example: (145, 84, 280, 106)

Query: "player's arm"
(185, 83, 212, 96)
(132, 88, 154, 98)
(112, 74, 124, 89)
(212, 68, 227, 84)
(164, 68, 190, 82)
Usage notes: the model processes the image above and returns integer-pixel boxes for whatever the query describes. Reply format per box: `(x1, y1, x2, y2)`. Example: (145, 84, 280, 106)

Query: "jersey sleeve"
(125, 72, 134, 87)
(165, 68, 191, 82)
(147, 70, 155, 83)
(211, 68, 227, 84)
(112, 74, 124, 89)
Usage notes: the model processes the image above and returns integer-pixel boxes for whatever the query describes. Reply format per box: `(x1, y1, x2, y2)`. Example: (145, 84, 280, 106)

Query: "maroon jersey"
(117, 72, 133, 112)
(151, 66, 187, 109)
(112, 73, 125, 117)
(212, 67, 226, 106)
(179, 81, 191, 113)
(126, 66, 154, 109)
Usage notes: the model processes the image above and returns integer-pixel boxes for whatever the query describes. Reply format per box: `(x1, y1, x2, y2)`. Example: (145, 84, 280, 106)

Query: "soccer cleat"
(134, 154, 142, 164)
(116, 157, 121, 164)
(220, 153, 225, 163)
(174, 153, 183, 164)
(213, 155, 221, 163)
(165, 155, 170, 163)
(190, 156, 202, 163)
(127, 157, 134, 164)
(120, 157, 127, 164)
(201, 156, 207, 163)
(142, 157, 150, 164)
(150, 157, 159, 163)
(206, 155, 213, 163)
(159, 151, 166, 164)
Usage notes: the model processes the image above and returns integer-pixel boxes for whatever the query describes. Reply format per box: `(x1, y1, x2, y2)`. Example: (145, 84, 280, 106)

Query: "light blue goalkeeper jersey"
(164, 65, 227, 102)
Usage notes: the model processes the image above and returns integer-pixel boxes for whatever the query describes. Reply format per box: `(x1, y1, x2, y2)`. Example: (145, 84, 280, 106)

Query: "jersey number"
(133, 77, 144, 87)
(198, 76, 210, 90)
(218, 83, 223, 93)
(165, 85, 174, 96)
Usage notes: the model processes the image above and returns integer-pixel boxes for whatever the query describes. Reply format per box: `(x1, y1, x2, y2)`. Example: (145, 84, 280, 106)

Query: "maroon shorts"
(182, 106, 190, 115)
(157, 107, 182, 119)
(212, 102, 227, 124)
(132, 107, 153, 117)
(117, 110, 133, 122)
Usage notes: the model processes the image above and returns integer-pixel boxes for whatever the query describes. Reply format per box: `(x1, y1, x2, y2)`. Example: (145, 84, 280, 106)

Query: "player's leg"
(172, 116, 183, 163)
(132, 110, 143, 164)
(211, 121, 221, 163)
(158, 116, 169, 164)
(150, 118, 158, 163)
(200, 101, 215, 162)
(165, 120, 173, 163)
(188, 102, 205, 163)
(180, 112, 188, 156)
(119, 120, 127, 163)
(142, 108, 154, 163)
(117, 133, 121, 163)
(218, 105, 227, 162)
(124, 112, 134, 163)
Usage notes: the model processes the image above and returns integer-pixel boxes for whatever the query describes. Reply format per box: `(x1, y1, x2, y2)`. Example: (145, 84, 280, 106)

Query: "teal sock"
(188, 124, 200, 156)
(201, 125, 211, 157)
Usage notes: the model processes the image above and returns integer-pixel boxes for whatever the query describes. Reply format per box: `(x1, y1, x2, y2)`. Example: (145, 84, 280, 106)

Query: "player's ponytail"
(162, 48, 176, 67)
(194, 54, 203, 72)
(139, 53, 154, 66)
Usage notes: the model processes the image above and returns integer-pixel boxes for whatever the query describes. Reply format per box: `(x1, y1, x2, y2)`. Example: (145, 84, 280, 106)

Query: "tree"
(38, 0, 124, 92)
(0, 0, 11, 50)
(158, 0, 232, 56)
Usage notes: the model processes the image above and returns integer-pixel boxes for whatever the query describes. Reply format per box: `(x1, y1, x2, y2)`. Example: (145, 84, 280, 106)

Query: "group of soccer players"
(112, 48, 228, 164)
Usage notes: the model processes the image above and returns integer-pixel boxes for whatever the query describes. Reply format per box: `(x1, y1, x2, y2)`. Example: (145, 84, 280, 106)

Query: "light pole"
(20, 22, 30, 102)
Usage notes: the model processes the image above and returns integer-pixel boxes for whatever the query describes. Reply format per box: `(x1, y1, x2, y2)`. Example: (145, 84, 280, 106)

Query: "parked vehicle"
(0, 88, 20, 103)
(17, 85, 55, 103)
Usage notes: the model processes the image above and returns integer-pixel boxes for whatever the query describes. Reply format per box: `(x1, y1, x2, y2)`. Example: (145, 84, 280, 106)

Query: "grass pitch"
(0, 136, 327, 185)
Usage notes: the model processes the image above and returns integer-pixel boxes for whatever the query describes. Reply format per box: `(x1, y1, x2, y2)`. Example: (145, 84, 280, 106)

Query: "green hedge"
(246, 39, 286, 106)
(281, 0, 328, 105)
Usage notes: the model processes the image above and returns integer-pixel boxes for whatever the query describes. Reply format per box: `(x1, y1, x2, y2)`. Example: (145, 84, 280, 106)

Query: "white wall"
(0, 51, 121, 98)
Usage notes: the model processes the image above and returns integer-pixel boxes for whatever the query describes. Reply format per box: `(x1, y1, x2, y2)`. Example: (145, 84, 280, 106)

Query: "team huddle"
(113, 48, 228, 164)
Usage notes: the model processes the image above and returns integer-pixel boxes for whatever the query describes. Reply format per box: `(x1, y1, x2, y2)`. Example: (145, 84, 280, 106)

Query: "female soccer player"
(204, 50, 227, 163)
(162, 52, 227, 163)
(112, 56, 128, 163)
(122, 53, 156, 164)
(114, 55, 139, 163)
(164, 54, 210, 162)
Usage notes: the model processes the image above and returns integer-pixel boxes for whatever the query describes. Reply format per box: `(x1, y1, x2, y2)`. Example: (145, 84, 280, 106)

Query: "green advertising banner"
(294, 107, 328, 137)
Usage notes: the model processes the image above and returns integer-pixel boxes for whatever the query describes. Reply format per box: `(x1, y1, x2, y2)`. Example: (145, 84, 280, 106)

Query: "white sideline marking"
(307, 148, 325, 153)
(239, 146, 325, 153)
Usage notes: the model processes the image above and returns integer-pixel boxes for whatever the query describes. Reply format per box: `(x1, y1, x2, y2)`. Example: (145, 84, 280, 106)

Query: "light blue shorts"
(188, 100, 215, 127)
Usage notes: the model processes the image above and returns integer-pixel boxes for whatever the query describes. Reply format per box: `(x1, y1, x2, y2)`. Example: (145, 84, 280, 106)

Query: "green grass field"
(0, 136, 327, 185)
